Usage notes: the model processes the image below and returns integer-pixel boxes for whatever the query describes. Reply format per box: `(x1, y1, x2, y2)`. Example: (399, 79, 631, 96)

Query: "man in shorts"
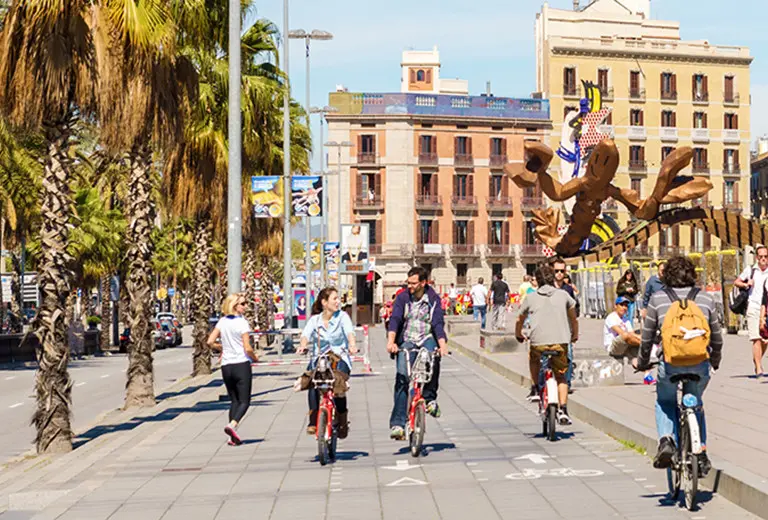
(604, 296, 641, 361)
(515, 264, 578, 425)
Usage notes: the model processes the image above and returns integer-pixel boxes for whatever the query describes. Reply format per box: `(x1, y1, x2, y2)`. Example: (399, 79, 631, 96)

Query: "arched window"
(417, 70, 425, 82)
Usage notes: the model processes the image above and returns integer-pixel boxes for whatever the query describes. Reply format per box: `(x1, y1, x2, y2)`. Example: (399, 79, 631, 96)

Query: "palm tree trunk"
(124, 147, 156, 408)
(100, 275, 111, 351)
(32, 120, 76, 454)
(191, 216, 212, 376)
(244, 249, 257, 329)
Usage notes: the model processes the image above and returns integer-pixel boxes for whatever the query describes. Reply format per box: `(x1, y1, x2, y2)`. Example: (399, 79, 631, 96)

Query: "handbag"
(729, 268, 755, 316)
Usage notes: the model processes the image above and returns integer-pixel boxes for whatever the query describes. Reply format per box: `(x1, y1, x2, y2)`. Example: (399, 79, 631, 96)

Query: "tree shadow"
(156, 378, 222, 403)
(218, 385, 293, 401)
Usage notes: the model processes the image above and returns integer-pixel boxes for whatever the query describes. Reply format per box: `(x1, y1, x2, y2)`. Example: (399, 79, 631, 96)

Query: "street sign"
(168, 288, 175, 297)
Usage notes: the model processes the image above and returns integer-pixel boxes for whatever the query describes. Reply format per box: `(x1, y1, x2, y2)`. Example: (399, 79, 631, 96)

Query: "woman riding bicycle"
(297, 287, 357, 438)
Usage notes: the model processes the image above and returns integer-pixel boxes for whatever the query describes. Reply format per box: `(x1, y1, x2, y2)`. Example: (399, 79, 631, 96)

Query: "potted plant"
(86, 315, 101, 330)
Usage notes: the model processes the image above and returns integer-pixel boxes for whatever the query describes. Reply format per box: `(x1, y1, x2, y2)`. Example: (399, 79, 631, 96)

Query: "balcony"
(692, 92, 709, 105)
(486, 244, 513, 257)
(450, 244, 480, 257)
(520, 244, 546, 258)
(724, 202, 742, 212)
(415, 194, 443, 211)
(692, 163, 710, 174)
(629, 88, 646, 102)
(454, 153, 474, 168)
(724, 92, 740, 106)
(723, 129, 740, 144)
(451, 195, 478, 211)
(628, 159, 647, 171)
(353, 194, 384, 210)
(723, 163, 741, 175)
(627, 126, 647, 140)
(414, 243, 444, 257)
(418, 151, 438, 167)
(658, 245, 684, 257)
(563, 83, 580, 99)
(601, 86, 614, 100)
(356, 152, 379, 166)
(660, 127, 679, 142)
(370, 243, 414, 258)
(601, 198, 618, 212)
(520, 197, 547, 211)
(661, 90, 678, 103)
(487, 195, 514, 211)
(489, 153, 508, 169)
(691, 128, 710, 143)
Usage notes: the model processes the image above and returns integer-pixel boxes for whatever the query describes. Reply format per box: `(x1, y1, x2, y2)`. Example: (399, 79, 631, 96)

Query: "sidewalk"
(449, 316, 768, 519)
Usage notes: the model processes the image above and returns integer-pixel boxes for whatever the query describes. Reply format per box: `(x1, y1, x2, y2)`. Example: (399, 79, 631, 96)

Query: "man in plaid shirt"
(387, 266, 448, 440)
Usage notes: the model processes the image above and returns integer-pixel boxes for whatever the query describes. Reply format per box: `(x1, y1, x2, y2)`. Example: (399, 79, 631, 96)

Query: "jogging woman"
(298, 287, 357, 438)
(207, 293, 258, 445)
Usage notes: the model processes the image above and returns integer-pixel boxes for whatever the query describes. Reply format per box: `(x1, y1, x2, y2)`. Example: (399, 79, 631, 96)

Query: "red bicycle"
(402, 347, 436, 457)
(312, 352, 337, 465)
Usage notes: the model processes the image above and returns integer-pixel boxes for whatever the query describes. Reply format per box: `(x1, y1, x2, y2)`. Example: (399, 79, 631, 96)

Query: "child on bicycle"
(297, 287, 357, 438)
(634, 256, 722, 476)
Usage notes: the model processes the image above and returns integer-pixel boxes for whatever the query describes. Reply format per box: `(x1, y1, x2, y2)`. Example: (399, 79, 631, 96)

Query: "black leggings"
(222, 361, 252, 423)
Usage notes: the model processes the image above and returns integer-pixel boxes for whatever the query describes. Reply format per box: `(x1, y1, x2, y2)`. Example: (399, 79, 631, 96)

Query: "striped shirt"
(639, 286, 723, 368)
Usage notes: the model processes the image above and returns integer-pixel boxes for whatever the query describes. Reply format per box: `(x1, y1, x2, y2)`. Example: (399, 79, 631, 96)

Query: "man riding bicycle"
(387, 266, 448, 440)
(635, 256, 722, 476)
(516, 263, 578, 425)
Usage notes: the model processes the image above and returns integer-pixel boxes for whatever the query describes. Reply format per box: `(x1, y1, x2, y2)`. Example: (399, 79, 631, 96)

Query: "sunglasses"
(554, 269, 566, 273)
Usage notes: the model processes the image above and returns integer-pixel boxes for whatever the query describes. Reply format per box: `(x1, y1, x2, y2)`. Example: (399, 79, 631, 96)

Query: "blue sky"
(252, 0, 767, 175)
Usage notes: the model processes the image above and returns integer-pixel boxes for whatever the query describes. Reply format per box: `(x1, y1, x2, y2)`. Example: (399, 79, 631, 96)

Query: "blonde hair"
(222, 293, 245, 316)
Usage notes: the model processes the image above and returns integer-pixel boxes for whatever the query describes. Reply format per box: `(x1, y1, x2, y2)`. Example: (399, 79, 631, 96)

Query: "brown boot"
(337, 411, 349, 439)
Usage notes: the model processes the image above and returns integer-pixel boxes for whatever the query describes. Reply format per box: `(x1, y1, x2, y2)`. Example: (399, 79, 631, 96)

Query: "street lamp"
(310, 106, 338, 285)
(281, 0, 292, 328)
(289, 29, 333, 301)
(226, 0, 242, 294)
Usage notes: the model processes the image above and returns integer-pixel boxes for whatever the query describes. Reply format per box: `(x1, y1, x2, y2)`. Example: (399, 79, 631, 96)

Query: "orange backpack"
(660, 288, 710, 366)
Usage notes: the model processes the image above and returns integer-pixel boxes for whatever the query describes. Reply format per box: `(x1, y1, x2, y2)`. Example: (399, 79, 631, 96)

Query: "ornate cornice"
(551, 47, 753, 66)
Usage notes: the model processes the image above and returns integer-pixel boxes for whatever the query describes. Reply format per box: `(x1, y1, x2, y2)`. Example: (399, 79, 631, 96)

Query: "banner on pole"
(291, 176, 323, 217)
(251, 176, 283, 218)
(340, 223, 369, 274)
(325, 242, 340, 285)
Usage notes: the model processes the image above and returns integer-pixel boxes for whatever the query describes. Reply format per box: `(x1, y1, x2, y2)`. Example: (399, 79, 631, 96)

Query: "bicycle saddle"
(670, 373, 700, 383)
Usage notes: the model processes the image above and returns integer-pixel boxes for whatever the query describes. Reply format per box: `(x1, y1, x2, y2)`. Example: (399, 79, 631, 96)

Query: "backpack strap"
(664, 287, 687, 309)
(686, 287, 700, 303)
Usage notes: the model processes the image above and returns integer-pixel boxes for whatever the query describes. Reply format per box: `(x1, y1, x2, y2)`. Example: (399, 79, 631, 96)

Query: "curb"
(449, 338, 768, 520)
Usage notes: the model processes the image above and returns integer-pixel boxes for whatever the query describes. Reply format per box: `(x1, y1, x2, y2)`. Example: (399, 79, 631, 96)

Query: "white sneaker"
(557, 409, 572, 426)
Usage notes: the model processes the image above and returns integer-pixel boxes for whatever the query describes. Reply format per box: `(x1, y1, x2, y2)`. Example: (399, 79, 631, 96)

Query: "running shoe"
(653, 436, 676, 469)
(426, 401, 441, 418)
(390, 426, 405, 441)
(526, 385, 540, 402)
(557, 409, 573, 426)
(224, 426, 242, 446)
(643, 373, 656, 385)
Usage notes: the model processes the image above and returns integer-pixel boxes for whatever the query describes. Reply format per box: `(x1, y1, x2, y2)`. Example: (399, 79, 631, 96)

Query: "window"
(524, 221, 536, 245)
(693, 148, 708, 168)
(564, 105, 577, 118)
(454, 221, 469, 245)
(692, 74, 708, 101)
(361, 173, 375, 196)
(630, 109, 644, 126)
(363, 220, 378, 246)
(631, 178, 642, 196)
(661, 110, 676, 127)
(419, 220, 435, 243)
(490, 137, 504, 156)
(416, 69, 425, 82)
(661, 147, 675, 161)
(492, 264, 503, 277)
(419, 173, 436, 197)
(489, 221, 503, 245)
(661, 72, 677, 98)
(456, 263, 468, 286)
(693, 112, 707, 129)
(724, 75, 735, 101)
(724, 113, 739, 130)
(360, 135, 375, 154)
(455, 136, 470, 155)
(419, 135, 435, 154)
(597, 69, 609, 93)
(630, 145, 645, 165)
(630, 71, 641, 96)
(490, 175, 503, 199)
(455, 174, 470, 198)
(724, 181, 736, 204)
(563, 67, 576, 94)
(724, 149, 739, 171)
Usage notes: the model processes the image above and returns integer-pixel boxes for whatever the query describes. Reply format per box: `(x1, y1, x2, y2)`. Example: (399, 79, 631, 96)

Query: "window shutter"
(426, 69, 432, 83)
(735, 150, 740, 168)
(432, 220, 439, 243)
(703, 148, 708, 164)
(502, 138, 507, 157)
(487, 221, 492, 245)
(376, 219, 382, 244)
(431, 174, 438, 197)
(703, 112, 708, 128)
(671, 74, 677, 94)
(356, 173, 363, 200)
(672, 226, 680, 246)
(374, 172, 381, 199)
(660, 73, 664, 93)
(454, 136, 459, 155)
(734, 182, 739, 203)
(630, 71, 638, 91)
(564, 68, 569, 88)
(488, 176, 493, 198)
(417, 173, 423, 195)
(703, 75, 708, 96)
(503, 221, 510, 245)
(452, 222, 458, 244)
(691, 75, 696, 98)
(468, 137, 473, 155)
(502, 176, 509, 197)
(734, 113, 739, 129)
(640, 110, 644, 126)
(640, 146, 645, 162)
(410, 69, 415, 83)
(672, 111, 677, 127)
(723, 149, 728, 167)
(453, 175, 458, 198)
(468, 220, 475, 245)
(468, 175, 474, 197)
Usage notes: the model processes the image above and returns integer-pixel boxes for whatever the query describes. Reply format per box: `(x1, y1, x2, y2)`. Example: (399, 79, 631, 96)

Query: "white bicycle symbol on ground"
(506, 468, 605, 480)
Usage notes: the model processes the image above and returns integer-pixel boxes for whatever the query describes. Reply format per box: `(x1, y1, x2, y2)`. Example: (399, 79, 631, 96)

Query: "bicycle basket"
(411, 348, 434, 384)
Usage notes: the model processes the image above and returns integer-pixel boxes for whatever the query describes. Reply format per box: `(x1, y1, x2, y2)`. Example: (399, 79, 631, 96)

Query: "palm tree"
(0, 0, 97, 453)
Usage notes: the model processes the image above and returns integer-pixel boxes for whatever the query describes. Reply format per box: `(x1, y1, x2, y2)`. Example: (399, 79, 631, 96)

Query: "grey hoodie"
(520, 284, 576, 346)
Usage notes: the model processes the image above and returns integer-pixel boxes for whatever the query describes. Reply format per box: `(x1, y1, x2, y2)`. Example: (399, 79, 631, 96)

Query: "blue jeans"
(473, 305, 487, 328)
(655, 360, 710, 446)
(566, 343, 574, 388)
(625, 301, 636, 327)
(389, 338, 440, 428)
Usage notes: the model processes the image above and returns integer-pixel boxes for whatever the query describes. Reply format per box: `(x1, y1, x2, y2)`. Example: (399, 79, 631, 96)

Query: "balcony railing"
(626, 244, 651, 257)
(414, 243, 444, 257)
(692, 163, 710, 174)
(723, 129, 740, 144)
(450, 244, 480, 257)
(724, 92, 740, 106)
(661, 90, 678, 102)
(486, 244, 513, 257)
(415, 194, 443, 210)
(489, 153, 507, 169)
(451, 195, 478, 210)
(724, 202, 742, 212)
(629, 88, 646, 101)
(692, 92, 709, 105)
(660, 127, 678, 142)
(723, 163, 741, 174)
(601, 198, 618, 212)
(370, 244, 414, 258)
(520, 244, 546, 257)
(356, 152, 379, 165)
(520, 197, 547, 210)
(418, 151, 438, 166)
(454, 153, 474, 168)
(353, 194, 384, 210)
(601, 86, 614, 100)
(691, 128, 709, 143)
(487, 195, 514, 211)
(658, 245, 683, 257)
(563, 83, 580, 98)
(628, 126, 646, 140)
(628, 159, 647, 171)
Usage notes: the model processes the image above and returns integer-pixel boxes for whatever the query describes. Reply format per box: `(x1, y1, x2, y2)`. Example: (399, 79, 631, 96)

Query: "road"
(0, 326, 195, 464)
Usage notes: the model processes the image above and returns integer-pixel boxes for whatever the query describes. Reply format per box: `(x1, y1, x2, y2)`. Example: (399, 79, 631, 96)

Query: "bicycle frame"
(403, 347, 435, 434)
(538, 353, 559, 412)
(312, 353, 336, 441)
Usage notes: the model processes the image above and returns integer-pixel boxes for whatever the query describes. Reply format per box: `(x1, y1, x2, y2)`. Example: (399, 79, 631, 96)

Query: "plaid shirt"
(402, 293, 432, 346)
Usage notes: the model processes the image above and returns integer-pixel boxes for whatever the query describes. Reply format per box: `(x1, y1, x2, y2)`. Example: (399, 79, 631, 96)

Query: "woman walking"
(298, 287, 357, 438)
(207, 293, 258, 445)
(616, 269, 639, 328)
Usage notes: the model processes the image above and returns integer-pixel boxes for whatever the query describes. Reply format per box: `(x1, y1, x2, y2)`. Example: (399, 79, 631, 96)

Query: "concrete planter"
(479, 330, 520, 353)
(445, 316, 481, 336)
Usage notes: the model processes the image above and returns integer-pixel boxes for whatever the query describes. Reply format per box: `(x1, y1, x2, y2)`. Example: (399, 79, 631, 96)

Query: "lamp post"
(310, 105, 338, 285)
(281, 0, 292, 328)
(324, 141, 353, 295)
(226, 0, 242, 294)
(289, 29, 333, 302)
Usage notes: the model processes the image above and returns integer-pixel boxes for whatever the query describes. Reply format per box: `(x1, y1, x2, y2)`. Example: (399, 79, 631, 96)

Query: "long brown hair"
(312, 287, 338, 315)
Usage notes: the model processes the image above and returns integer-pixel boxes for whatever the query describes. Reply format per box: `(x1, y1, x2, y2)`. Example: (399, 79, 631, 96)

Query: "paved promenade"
(0, 327, 754, 519)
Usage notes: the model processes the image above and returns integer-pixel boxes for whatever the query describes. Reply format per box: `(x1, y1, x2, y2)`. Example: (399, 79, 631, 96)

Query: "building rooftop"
(327, 92, 550, 121)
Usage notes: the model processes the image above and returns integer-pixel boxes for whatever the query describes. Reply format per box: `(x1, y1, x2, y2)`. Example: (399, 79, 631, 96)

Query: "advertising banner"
(291, 176, 323, 217)
(251, 176, 283, 218)
(324, 242, 340, 285)
(340, 223, 369, 274)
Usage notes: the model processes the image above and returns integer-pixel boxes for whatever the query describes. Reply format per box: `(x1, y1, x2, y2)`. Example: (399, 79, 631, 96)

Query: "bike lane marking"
(381, 460, 421, 471)
(386, 476, 428, 487)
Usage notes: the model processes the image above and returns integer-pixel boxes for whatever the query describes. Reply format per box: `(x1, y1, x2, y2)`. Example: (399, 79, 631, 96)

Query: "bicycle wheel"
(666, 466, 681, 500)
(410, 401, 426, 457)
(547, 404, 557, 442)
(317, 408, 330, 466)
(329, 425, 338, 462)
(681, 419, 698, 511)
